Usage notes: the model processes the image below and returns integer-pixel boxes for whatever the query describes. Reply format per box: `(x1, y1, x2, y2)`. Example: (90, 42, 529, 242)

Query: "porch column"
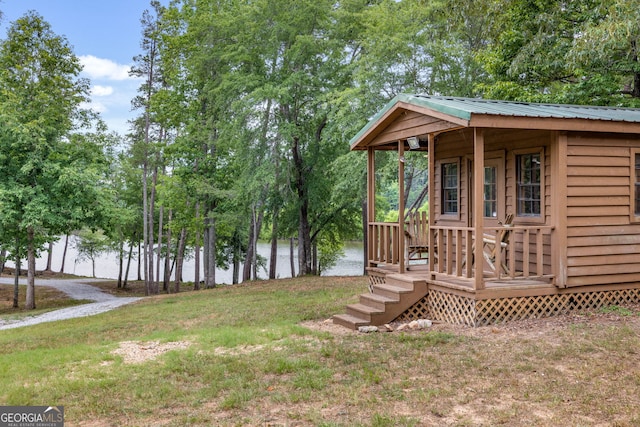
(398, 140, 405, 273)
(367, 147, 375, 269)
(473, 128, 485, 290)
(552, 132, 568, 287)
(428, 134, 436, 275)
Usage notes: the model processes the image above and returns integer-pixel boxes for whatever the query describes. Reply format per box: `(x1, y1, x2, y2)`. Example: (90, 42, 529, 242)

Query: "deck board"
(367, 265, 555, 299)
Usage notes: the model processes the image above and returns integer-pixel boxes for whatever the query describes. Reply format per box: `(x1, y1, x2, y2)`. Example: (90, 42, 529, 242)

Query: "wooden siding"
(432, 129, 554, 276)
(369, 110, 457, 148)
(565, 134, 640, 287)
(434, 129, 552, 224)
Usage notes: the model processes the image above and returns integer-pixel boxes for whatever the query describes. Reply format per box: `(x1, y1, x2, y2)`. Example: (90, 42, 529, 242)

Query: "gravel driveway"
(0, 278, 142, 330)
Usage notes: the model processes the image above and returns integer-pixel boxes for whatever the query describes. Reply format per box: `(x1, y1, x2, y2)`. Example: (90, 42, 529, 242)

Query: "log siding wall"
(565, 133, 640, 287)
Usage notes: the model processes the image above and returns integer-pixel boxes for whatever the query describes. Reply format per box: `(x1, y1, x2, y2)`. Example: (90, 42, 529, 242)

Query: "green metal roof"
(401, 94, 640, 122)
(350, 93, 640, 148)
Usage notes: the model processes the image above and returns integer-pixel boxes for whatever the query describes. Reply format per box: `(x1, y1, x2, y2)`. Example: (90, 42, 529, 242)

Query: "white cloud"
(79, 55, 133, 81)
(77, 55, 142, 134)
(81, 100, 107, 114)
(91, 85, 114, 96)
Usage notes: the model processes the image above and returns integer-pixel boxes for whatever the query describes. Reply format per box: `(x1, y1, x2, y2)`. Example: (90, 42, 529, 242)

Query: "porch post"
(428, 134, 435, 275)
(473, 128, 485, 290)
(367, 147, 376, 269)
(552, 132, 568, 287)
(398, 140, 406, 273)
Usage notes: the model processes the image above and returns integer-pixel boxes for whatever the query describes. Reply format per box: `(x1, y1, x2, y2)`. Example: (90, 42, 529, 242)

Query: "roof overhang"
(349, 95, 468, 150)
(350, 94, 640, 151)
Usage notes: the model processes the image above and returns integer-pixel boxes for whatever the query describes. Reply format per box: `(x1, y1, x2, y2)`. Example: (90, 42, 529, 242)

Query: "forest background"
(1, 0, 639, 309)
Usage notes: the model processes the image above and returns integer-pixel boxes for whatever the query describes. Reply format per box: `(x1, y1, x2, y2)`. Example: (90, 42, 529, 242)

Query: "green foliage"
(599, 305, 635, 317)
(476, 0, 640, 105)
(5, 0, 640, 285)
(74, 229, 111, 278)
(0, 12, 106, 304)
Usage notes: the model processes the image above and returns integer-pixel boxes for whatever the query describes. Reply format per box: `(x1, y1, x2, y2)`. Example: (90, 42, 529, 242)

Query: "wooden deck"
(334, 265, 640, 328)
(334, 263, 557, 330)
(366, 264, 556, 300)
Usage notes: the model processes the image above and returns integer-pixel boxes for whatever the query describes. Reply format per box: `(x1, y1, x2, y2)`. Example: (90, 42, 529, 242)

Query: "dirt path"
(0, 278, 142, 330)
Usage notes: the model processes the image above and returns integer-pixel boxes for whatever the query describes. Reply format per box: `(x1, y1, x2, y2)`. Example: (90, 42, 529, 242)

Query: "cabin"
(334, 94, 640, 329)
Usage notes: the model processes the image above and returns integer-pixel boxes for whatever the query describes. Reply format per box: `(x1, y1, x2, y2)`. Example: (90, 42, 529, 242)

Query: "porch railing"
(367, 222, 555, 283)
(368, 222, 401, 266)
(432, 225, 555, 281)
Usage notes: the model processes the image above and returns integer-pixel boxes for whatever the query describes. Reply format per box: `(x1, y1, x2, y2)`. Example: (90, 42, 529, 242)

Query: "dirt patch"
(300, 318, 355, 335)
(111, 340, 191, 364)
(213, 343, 277, 356)
(303, 302, 640, 341)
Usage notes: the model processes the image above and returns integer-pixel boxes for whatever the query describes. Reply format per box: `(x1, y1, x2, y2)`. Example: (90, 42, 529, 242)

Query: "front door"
(468, 156, 505, 226)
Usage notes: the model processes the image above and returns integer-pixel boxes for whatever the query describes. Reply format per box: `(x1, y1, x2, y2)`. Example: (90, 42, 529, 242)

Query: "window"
(516, 152, 541, 217)
(635, 153, 640, 216)
(484, 165, 498, 218)
(441, 162, 458, 214)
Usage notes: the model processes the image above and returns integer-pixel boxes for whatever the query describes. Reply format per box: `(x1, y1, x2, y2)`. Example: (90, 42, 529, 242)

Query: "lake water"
(11, 237, 365, 284)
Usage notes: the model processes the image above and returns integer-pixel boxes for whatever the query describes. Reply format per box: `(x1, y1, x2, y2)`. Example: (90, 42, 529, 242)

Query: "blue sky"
(0, 0, 163, 134)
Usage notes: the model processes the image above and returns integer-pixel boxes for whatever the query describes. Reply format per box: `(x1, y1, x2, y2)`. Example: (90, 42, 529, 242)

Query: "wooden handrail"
(368, 222, 401, 266)
(431, 225, 554, 281)
(367, 222, 555, 283)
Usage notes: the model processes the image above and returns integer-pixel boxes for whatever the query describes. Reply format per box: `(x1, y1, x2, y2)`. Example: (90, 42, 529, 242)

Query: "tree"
(474, 0, 640, 106)
(0, 12, 98, 309)
(568, 0, 640, 105)
(74, 229, 111, 278)
(130, 1, 167, 295)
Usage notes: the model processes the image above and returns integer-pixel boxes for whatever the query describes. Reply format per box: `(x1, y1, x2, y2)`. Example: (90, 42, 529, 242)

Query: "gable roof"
(350, 94, 640, 150)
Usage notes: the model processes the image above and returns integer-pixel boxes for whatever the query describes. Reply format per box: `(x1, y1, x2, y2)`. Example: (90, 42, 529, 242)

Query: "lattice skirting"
(396, 287, 640, 327)
(367, 270, 386, 293)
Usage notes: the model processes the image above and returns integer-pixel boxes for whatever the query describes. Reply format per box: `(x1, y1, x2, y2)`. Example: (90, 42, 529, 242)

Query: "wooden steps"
(333, 274, 428, 330)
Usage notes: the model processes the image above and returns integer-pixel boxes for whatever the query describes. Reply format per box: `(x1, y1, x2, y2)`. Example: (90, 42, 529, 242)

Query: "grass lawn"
(1, 275, 639, 426)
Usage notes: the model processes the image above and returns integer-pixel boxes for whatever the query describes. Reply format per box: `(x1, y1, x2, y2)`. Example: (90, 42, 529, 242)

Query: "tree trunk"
(289, 237, 295, 278)
(137, 241, 142, 281)
(233, 231, 240, 284)
(124, 242, 133, 289)
(117, 239, 124, 288)
(142, 161, 150, 295)
(194, 202, 201, 290)
(269, 212, 278, 280)
(25, 227, 36, 310)
(292, 135, 312, 275)
(174, 227, 186, 293)
(313, 240, 318, 275)
(242, 208, 256, 282)
(253, 207, 264, 279)
(298, 206, 312, 276)
(206, 215, 216, 288)
(60, 234, 69, 273)
(45, 241, 53, 272)
(156, 204, 164, 292)
(148, 165, 158, 294)
(163, 209, 173, 292)
(13, 254, 20, 309)
(203, 225, 209, 287)
(0, 248, 7, 274)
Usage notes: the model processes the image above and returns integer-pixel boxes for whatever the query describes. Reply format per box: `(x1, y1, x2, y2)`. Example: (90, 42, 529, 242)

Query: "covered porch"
(360, 101, 558, 294)
(335, 95, 562, 329)
(369, 221, 555, 289)
(334, 94, 640, 329)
